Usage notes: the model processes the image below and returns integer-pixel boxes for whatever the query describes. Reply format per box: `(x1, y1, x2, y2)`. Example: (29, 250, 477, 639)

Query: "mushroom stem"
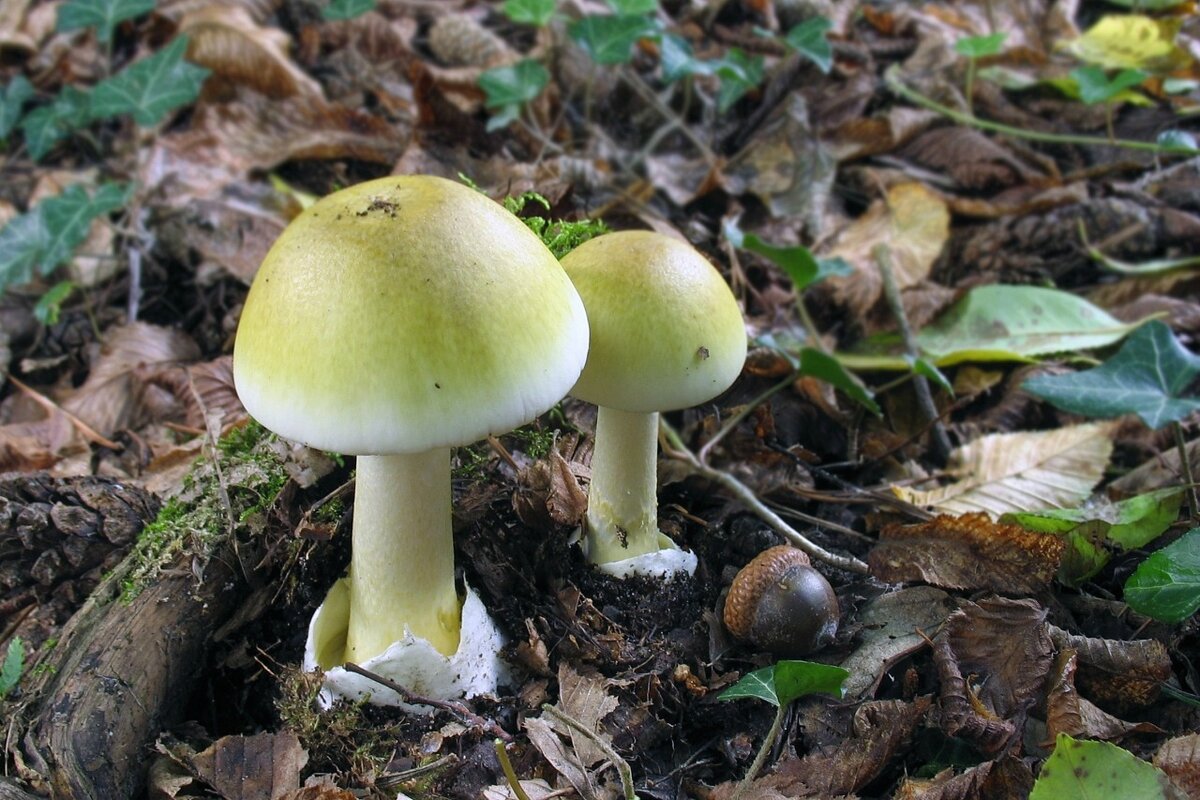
(346, 451, 461, 660)
(585, 406, 663, 564)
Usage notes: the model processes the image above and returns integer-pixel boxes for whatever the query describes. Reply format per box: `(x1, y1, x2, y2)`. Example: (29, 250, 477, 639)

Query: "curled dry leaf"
(898, 126, 1041, 192)
(892, 423, 1115, 517)
(181, 5, 323, 99)
(1154, 734, 1200, 799)
(0, 392, 85, 472)
(513, 441, 589, 532)
(1047, 624, 1172, 708)
(1044, 649, 1164, 743)
(895, 755, 1033, 800)
(821, 182, 950, 319)
(869, 512, 1064, 594)
(61, 322, 202, 438)
(840, 585, 956, 698)
(182, 732, 308, 800)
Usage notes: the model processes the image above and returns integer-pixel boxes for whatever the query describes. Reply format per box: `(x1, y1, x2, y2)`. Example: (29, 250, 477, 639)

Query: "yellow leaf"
(1065, 15, 1192, 72)
(892, 423, 1115, 517)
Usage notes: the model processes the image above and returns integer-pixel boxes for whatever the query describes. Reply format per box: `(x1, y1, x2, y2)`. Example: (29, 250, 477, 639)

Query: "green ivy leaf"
(719, 660, 848, 707)
(0, 182, 130, 294)
(723, 219, 851, 291)
(34, 280, 75, 325)
(479, 58, 549, 131)
(1157, 130, 1197, 152)
(784, 17, 833, 74)
(19, 86, 91, 161)
(0, 76, 33, 141)
(606, 0, 657, 12)
(568, 14, 660, 65)
(1022, 321, 1200, 430)
(1070, 65, 1148, 105)
(321, 0, 375, 20)
(954, 32, 1007, 58)
(659, 33, 698, 82)
(90, 36, 210, 127)
(502, 0, 556, 26)
(0, 637, 22, 698)
(1031, 734, 1179, 799)
(1125, 527, 1200, 624)
(57, 0, 155, 44)
(713, 48, 762, 112)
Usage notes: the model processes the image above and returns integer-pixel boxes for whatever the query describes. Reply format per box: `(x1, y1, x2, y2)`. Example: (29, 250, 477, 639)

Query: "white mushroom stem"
(346, 451, 462, 661)
(585, 406, 664, 564)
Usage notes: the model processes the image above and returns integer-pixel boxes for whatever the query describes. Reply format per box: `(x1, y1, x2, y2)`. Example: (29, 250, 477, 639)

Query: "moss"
(503, 191, 608, 258)
(120, 421, 290, 602)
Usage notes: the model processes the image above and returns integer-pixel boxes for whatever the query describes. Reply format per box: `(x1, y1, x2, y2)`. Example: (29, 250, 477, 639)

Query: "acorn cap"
(233, 175, 589, 454)
(560, 231, 746, 413)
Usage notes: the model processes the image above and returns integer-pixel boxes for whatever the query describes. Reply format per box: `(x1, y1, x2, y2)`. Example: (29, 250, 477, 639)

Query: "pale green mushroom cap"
(233, 175, 589, 454)
(562, 230, 747, 412)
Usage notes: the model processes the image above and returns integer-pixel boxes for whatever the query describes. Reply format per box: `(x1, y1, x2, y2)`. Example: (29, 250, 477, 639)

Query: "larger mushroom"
(233, 175, 588, 701)
(561, 231, 746, 577)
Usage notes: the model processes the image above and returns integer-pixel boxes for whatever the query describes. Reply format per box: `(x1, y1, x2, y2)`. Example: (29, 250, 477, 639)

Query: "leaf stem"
(1172, 420, 1198, 520)
(731, 703, 787, 800)
(494, 739, 533, 800)
(884, 67, 1200, 157)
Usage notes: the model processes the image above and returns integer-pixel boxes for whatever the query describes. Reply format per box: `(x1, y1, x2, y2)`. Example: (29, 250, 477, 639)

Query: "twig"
(1172, 421, 1198, 520)
(494, 739, 533, 800)
(660, 419, 870, 574)
(884, 66, 1200, 157)
(541, 703, 638, 800)
(343, 662, 513, 742)
(5, 375, 122, 450)
(697, 373, 795, 465)
(731, 704, 787, 800)
(872, 244, 952, 464)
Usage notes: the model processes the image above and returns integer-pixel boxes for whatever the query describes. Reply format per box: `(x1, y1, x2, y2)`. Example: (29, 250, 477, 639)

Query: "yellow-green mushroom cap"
(562, 230, 747, 412)
(233, 175, 589, 454)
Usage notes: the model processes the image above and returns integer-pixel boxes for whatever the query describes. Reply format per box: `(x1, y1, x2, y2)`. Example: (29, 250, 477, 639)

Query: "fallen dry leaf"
(839, 585, 956, 698)
(821, 182, 950, 319)
(893, 423, 1115, 516)
(1154, 734, 1200, 799)
(869, 513, 1064, 594)
(894, 755, 1034, 800)
(187, 731, 308, 800)
(1047, 625, 1173, 708)
(182, 5, 323, 99)
(1044, 649, 1164, 743)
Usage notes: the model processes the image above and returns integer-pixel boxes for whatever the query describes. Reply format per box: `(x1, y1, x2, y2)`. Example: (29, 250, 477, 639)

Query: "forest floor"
(2, 0, 1200, 798)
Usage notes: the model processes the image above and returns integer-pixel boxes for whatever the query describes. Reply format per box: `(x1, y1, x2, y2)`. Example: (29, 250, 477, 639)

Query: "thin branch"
(541, 703, 637, 800)
(660, 419, 870, 574)
(6, 375, 122, 450)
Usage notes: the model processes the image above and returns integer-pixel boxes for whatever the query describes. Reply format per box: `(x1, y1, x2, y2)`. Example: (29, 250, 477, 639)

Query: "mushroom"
(723, 545, 840, 657)
(233, 175, 588, 702)
(560, 230, 746, 577)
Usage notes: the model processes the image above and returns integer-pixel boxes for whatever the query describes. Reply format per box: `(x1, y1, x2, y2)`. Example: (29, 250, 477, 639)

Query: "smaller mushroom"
(560, 231, 747, 578)
(723, 545, 840, 657)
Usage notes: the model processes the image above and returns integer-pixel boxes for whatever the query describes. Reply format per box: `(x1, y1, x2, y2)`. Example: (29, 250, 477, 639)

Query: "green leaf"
(1125, 527, 1200, 623)
(0, 637, 22, 697)
(321, 0, 375, 21)
(907, 356, 954, 395)
(1031, 734, 1178, 799)
(954, 32, 1007, 58)
(660, 34, 700, 82)
(784, 17, 833, 73)
(800, 347, 881, 416)
(19, 86, 91, 161)
(713, 48, 763, 112)
(57, 0, 155, 44)
(606, 0, 657, 12)
(719, 660, 849, 707)
(1157, 130, 1197, 152)
(0, 76, 33, 141)
(502, 0, 556, 26)
(90, 36, 210, 127)
(568, 14, 660, 65)
(723, 219, 851, 291)
(479, 59, 549, 130)
(0, 182, 130, 295)
(34, 280, 75, 325)
(1022, 321, 1200, 430)
(915, 285, 1143, 366)
(1070, 65, 1147, 104)
(1098, 0, 1186, 8)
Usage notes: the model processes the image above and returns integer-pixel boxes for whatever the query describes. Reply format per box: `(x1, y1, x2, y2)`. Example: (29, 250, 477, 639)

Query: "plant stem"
(1172, 421, 1198, 520)
(494, 739, 532, 800)
(884, 66, 1200, 157)
(732, 704, 787, 800)
(542, 704, 638, 800)
(585, 406, 663, 564)
(964, 57, 977, 116)
(345, 450, 461, 661)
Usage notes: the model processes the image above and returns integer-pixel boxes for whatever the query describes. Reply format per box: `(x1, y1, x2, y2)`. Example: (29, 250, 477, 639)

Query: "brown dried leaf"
(821, 183, 950, 318)
(893, 424, 1114, 517)
(182, 5, 322, 99)
(1154, 734, 1200, 799)
(1044, 649, 1164, 742)
(894, 755, 1034, 800)
(555, 662, 620, 768)
(870, 513, 1064, 594)
(0, 0, 35, 52)
(188, 732, 307, 800)
(1047, 625, 1172, 707)
(1109, 436, 1200, 498)
(840, 586, 956, 698)
(513, 440, 588, 531)
(0, 402, 81, 472)
(899, 127, 1039, 191)
(61, 323, 201, 437)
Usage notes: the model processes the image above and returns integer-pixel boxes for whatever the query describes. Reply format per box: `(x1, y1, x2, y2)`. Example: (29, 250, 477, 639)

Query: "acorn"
(723, 545, 840, 657)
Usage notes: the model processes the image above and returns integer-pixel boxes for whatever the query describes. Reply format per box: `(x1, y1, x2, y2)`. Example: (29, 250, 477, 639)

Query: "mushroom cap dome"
(233, 175, 589, 454)
(561, 230, 746, 412)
